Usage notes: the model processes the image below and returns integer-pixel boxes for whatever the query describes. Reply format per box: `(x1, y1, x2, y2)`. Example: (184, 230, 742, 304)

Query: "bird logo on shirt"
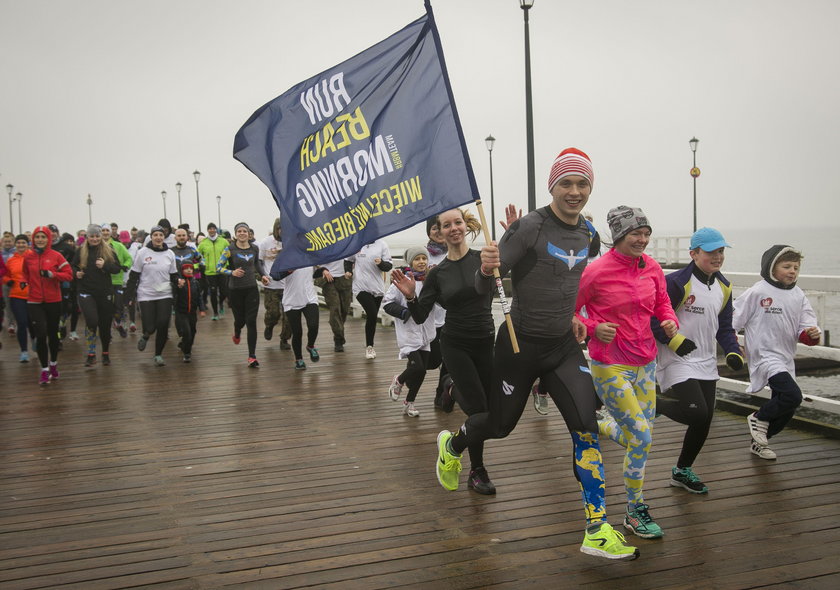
(237, 253, 254, 262)
(547, 242, 589, 270)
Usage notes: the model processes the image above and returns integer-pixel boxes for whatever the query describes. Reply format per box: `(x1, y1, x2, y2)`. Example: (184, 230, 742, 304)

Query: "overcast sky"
(1, 0, 838, 247)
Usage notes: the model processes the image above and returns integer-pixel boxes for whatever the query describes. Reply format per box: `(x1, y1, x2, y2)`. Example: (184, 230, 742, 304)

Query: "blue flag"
(233, 3, 478, 273)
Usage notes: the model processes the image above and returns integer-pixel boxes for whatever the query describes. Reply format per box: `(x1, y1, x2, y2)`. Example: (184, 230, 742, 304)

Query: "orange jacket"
(3, 251, 29, 299)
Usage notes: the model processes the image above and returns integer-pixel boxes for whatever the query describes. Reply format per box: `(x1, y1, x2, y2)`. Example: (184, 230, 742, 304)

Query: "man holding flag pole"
(233, 0, 636, 562)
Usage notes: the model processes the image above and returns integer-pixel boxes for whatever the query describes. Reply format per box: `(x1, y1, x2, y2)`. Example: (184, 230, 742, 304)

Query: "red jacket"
(22, 226, 73, 303)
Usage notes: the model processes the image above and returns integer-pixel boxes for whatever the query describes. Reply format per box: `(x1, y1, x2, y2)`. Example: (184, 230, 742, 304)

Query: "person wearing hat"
(216, 222, 270, 368)
(173, 261, 200, 362)
(651, 227, 744, 493)
(71, 224, 122, 367)
(99, 222, 133, 338)
(126, 225, 178, 366)
(197, 221, 230, 319)
(434, 149, 636, 560)
(575, 205, 679, 541)
(382, 246, 436, 417)
(734, 245, 821, 460)
(22, 225, 74, 384)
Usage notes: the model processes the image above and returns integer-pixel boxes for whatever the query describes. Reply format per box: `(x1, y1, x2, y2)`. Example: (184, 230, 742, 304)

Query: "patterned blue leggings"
(591, 360, 657, 507)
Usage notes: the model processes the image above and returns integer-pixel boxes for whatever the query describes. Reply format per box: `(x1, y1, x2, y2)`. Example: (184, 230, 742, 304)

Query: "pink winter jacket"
(575, 248, 678, 366)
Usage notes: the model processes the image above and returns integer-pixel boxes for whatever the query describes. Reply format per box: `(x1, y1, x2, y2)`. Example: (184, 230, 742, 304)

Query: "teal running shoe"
(670, 466, 708, 494)
(624, 503, 663, 539)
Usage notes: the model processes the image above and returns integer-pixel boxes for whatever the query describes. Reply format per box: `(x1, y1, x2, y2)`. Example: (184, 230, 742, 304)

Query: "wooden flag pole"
(474, 199, 519, 353)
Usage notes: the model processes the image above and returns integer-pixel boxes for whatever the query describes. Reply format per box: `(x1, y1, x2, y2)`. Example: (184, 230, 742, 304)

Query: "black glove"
(39, 269, 54, 278)
(6, 280, 13, 289)
(726, 352, 745, 371)
(19, 282, 27, 290)
(674, 338, 697, 357)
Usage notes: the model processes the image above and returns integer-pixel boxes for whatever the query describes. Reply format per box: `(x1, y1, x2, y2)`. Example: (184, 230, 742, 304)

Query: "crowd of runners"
(0, 147, 822, 562)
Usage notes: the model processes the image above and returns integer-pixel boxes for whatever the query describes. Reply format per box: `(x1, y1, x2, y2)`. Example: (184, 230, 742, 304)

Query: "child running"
(733, 245, 821, 459)
(174, 262, 200, 362)
(652, 227, 744, 493)
(383, 246, 436, 417)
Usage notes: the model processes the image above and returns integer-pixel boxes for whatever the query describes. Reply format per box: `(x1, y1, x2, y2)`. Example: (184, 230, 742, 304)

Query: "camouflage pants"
(316, 275, 352, 343)
(263, 288, 292, 341)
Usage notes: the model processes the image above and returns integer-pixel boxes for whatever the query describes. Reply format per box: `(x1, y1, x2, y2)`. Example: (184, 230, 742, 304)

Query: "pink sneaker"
(49, 364, 60, 380)
(39, 370, 50, 385)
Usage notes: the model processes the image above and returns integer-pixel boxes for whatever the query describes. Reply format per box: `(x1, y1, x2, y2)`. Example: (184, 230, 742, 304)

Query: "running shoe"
(624, 503, 663, 539)
(19, 351, 29, 363)
(39, 369, 50, 386)
(129, 322, 137, 333)
(101, 353, 111, 366)
(747, 412, 769, 446)
(467, 466, 496, 495)
(219, 304, 225, 316)
(531, 381, 549, 415)
(248, 357, 260, 368)
(388, 375, 403, 401)
(580, 522, 640, 560)
(211, 315, 220, 321)
(85, 353, 97, 367)
(294, 359, 306, 370)
(435, 430, 462, 491)
(403, 401, 420, 417)
(49, 364, 59, 380)
(307, 346, 320, 362)
(153, 355, 166, 367)
(365, 345, 376, 359)
(69, 331, 79, 341)
(264, 325, 273, 341)
(439, 377, 455, 413)
(116, 323, 127, 338)
(232, 334, 241, 345)
(334, 342, 344, 352)
(670, 466, 708, 494)
(280, 339, 291, 350)
(183, 354, 191, 363)
(8, 325, 16, 335)
(750, 441, 777, 460)
(137, 336, 148, 352)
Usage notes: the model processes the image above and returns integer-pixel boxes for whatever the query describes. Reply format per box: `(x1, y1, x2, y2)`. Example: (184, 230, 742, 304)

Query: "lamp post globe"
(485, 134, 497, 240)
(193, 170, 202, 230)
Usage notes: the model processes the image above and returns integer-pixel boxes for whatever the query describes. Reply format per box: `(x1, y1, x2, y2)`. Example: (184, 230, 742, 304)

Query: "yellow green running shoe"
(436, 430, 462, 491)
(580, 522, 640, 560)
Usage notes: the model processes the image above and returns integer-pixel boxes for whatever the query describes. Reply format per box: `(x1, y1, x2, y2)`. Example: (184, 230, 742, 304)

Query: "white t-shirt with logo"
(130, 247, 177, 302)
(349, 240, 391, 297)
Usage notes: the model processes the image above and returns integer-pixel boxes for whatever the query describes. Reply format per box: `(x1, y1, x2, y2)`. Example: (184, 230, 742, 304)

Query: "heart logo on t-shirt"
(760, 297, 773, 308)
(684, 295, 696, 307)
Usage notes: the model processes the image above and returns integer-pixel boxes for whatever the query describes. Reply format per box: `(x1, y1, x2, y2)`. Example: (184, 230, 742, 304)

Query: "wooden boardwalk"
(2, 309, 840, 590)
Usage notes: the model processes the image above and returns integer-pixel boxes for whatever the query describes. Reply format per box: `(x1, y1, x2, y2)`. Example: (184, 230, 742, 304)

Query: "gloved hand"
(726, 352, 745, 371)
(674, 338, 697, 357)
(39, 269, 54, 278)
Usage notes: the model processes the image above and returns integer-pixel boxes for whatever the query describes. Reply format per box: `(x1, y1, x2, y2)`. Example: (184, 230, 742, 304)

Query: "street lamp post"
(14, 193, 23, 233)
(161, 190, 167, 219)
(520, 0, 536, 212)
(689, 137, 700, 232)
(485, 134, 497, 240)
(175, 182, 183, 225)
(15, 193, 22, 232)
(193, 170, 202, 231)
(5, 184, 13, 235)
(86, 194, 93, 225)
(216, 195, 222, 229)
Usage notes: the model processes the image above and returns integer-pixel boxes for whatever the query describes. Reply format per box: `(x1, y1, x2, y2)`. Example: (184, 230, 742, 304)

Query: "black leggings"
(399, 349, 430, 402)
(441, 332, 494, 470)
(9, 298, 30, 352)
(28, 301, 61, 367)
(285, 303, 319, 360)
(139, 298, 172, 355)
(78, 291, 115, 353)
(229, 287, 260, 357)
(428, 327, 449, 398)
(657, 379, 716, 468)
(205, 274, 227, 315)
(756, 372, 803, 439)
(355, 291, 382, 347)
(174, 312, 197, 355)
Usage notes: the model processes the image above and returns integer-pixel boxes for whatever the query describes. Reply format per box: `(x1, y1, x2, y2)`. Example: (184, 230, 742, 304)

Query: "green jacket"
(197, 236, 230, 276)
(106, 239, 133, 286)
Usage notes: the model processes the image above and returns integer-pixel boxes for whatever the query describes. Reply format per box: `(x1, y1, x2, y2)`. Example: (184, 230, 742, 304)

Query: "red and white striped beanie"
(547, 148, 594, 192)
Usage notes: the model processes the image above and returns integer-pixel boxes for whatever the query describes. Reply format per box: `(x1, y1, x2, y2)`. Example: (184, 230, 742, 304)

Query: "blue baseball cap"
(690, 227, 731, 251)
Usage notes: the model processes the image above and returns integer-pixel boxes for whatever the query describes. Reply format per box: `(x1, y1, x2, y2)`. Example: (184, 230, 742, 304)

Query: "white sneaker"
(531, 381, 549, 415)
(365, 346, 376, 359)
(747, 413, 769, 446)
(388, 375, 403, 401)
(69, 331, 79, 341)
(404, 401, 420, 417)
(751, 441, 777, 460)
